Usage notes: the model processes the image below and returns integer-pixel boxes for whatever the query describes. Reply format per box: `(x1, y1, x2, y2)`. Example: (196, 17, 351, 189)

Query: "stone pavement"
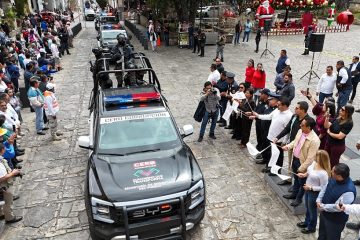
(1, 21, 360, 240)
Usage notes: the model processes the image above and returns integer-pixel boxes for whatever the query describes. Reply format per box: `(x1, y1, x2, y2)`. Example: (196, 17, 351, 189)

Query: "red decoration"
(336, 10, 354, 25)
(256, 0, 275, 27)
(285, 0, 291, 6)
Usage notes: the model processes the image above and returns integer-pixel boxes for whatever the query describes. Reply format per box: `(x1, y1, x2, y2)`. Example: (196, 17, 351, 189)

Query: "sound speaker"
(264, 20, 272, 32)
(309, 33, 325, 52)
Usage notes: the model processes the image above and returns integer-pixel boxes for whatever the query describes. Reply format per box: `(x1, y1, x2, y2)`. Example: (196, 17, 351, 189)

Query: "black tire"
(89, 227, 103, 240)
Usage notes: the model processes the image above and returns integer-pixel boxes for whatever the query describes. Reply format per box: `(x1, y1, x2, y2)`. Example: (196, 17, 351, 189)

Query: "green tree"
(14, 0, 26, 17)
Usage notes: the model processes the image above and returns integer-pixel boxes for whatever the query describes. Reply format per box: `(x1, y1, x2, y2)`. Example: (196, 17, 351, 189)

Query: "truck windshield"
(98, 112, 181, 154)
(102, 31, 127, 40)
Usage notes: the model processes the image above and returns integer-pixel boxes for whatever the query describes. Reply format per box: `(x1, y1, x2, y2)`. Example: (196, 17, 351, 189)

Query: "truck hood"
(94, 147, 193, 202)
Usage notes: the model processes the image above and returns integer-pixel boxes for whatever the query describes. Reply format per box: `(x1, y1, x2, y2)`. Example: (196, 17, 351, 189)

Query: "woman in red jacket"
(251, 63, 266, 103)
(244, 59, 255, 88)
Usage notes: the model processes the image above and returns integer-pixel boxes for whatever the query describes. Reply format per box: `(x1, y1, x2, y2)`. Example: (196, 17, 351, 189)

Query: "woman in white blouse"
(296, 150, 331, 234)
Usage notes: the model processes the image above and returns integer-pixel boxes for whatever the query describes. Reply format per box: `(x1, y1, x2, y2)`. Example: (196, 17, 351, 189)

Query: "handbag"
(193, 101, 206, 122)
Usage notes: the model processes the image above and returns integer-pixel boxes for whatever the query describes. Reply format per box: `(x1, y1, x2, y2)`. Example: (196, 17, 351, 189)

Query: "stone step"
(264, 174, 306, 215)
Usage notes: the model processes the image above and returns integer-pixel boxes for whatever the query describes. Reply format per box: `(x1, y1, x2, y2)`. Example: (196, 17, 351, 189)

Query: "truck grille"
(127, 202, 180, 223)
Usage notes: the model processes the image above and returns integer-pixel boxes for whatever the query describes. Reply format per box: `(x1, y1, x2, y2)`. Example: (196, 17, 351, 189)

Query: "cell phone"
(300, 90, 308, 95)
(339, 196, 343, 208)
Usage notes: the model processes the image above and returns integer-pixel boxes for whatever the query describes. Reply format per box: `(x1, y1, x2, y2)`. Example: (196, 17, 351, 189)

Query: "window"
(98, 113, 180, 154)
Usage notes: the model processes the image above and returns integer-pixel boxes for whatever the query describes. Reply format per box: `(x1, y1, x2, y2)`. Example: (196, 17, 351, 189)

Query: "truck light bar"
(104, 92, 161, 105)
(102, 24, 121, 29)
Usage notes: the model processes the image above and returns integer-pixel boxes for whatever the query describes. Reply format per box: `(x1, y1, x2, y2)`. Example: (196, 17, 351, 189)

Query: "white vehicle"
(85, 8, 96, 21)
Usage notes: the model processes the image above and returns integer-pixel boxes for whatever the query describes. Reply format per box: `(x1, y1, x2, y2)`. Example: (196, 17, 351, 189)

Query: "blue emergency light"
(104, 92, 161, 106)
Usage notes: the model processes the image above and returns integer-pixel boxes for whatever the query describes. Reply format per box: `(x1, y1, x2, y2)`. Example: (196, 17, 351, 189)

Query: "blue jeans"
(35, 106, 45, 132)
(188, 35, 194, 49)
(243, 31, 250, 42)
(234, 32, 241, 44)
(292, 157, 306, 202)
(304, 191, 319, 230)
(337, 89, 352, 113)
(319, 92, 332, 104)
(200, 110, 219, 137)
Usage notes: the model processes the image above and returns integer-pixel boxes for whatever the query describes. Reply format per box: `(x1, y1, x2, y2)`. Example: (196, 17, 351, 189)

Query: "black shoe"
(42, 127, 49, 131)
(216, 120, 223, 123)
(288, 185, 294, 192)
(261, 167, 270, 173)
(268, 173, 276, 176)
(355, 109, 360, 113)
(14, 164, 22, 169)
(209, 134, 216, 139)
(13, 158, 23, 163)
(231, 135, 237, 139)
(277, 180, 291, 185)
(229, 131, 234, 134)
(15, 151, 24, 156)
(13, 195, 20, 201)
(219, 123, 226, 127)
(353, 180, 360, 186)
(301, 228, 316, 234)
(255, 160, 267, 164)
(290, 200, 302, 207)
(37, 131, 46, 135)
(0, 215, 4, 220)
(297, 222, 307, 228)
(17, 148, 25, 152)
(255, 155, 263, 160)
(197, 136, 203, 142)
(283, 194, 296, 199)
(225, 126, 233, 129)
(5, 216, 23, 224)
(346, 222, 360, 230)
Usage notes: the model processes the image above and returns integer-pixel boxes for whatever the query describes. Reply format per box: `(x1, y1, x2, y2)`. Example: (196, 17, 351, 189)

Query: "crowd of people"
(0, 10, 72, 224)
(197, 46, 360, 238)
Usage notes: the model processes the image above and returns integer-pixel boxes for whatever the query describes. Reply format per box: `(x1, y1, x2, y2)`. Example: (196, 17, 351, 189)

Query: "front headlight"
(91, 197, 114, 223)
(188, 180, 205, 210)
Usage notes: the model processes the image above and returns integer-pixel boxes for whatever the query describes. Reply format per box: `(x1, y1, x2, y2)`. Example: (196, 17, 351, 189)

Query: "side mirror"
(78, 136, 92, 149)
(181, 125, 194, 138)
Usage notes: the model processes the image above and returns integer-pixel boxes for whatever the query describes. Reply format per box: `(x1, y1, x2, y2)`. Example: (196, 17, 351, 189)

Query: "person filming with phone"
(198, 81, 220, 142)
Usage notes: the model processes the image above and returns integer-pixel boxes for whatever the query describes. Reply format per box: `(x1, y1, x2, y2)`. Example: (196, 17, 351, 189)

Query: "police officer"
(223, 72, 239, 129)
(302, 25, 313, 55)
(257, 92, 279, 169)
(254, 88, 270, 162)
(214, 71, 228, 127)
(110, 33, 134, 87)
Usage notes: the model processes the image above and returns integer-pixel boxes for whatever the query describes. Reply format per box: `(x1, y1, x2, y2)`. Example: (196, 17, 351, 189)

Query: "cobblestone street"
(1, 21, 360, 240)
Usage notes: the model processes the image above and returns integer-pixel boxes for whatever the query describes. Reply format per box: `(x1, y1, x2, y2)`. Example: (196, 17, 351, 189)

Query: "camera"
(211, 88, 217, 95)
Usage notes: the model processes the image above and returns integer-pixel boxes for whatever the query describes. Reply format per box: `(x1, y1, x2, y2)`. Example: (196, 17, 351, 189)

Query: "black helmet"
(116, 33, 126, 46)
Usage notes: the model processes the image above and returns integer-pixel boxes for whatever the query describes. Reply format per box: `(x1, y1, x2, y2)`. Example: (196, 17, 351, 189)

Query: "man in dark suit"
(348, 56, 360, 104)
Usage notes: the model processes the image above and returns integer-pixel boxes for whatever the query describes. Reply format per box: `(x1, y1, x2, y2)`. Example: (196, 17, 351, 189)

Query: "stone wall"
(350, 0, 360, 12)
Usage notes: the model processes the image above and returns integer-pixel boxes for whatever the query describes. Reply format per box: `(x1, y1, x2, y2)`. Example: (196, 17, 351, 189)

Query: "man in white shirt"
(251, 96, 293, 173)
(335, 60, 352, 113)
(206, 64, 220, 85)
(316, 66, 337, 103)
(0, 72, 8, 93)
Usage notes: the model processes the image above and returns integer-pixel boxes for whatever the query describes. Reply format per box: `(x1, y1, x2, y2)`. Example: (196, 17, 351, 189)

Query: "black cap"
(260, 88, 270, 95)
(226, 72, 235, 78)
(268, 92, 281, 100)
